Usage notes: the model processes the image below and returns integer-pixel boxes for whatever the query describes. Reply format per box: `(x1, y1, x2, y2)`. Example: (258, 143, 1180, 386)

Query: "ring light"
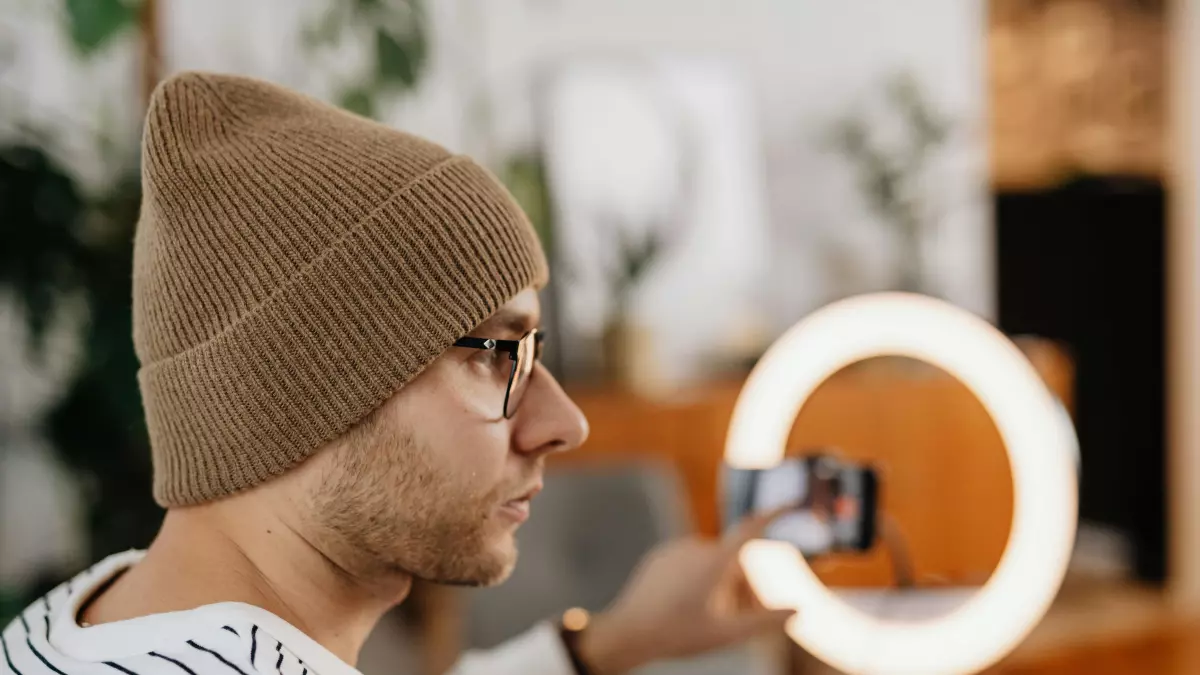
(726, 292, 1077, 675)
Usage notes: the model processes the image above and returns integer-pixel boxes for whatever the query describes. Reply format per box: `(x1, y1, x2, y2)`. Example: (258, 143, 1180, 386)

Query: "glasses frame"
(453, 328, 545, 419)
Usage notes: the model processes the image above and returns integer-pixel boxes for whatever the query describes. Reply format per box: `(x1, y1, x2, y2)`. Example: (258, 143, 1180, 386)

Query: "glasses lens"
(504, 330, 538, 418)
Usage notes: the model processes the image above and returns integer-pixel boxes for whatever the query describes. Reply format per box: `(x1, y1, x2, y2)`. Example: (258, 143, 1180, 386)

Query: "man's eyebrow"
(474, 310, 538, 338)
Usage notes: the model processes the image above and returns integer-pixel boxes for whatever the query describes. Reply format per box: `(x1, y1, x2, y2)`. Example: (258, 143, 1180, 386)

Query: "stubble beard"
(308, 419, 519, 588)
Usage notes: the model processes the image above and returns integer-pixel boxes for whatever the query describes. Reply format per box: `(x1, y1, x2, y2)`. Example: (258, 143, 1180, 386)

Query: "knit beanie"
(133, 72, 548, 507)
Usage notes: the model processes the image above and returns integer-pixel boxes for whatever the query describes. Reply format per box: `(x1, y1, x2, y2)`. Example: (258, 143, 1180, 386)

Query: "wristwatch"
(558, 607, 595, 675)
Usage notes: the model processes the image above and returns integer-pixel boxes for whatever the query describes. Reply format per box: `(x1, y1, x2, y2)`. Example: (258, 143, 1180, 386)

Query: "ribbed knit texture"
(133, 72, 548, 506)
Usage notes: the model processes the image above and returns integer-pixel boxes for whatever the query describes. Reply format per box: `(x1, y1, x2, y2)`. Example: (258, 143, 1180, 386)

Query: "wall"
(467, 0, 992, 332)
(1168, 0, 1200, 611)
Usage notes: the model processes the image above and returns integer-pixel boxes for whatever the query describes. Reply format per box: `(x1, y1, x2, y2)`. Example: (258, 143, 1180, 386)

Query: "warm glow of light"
(562, 607, 590, 632)
(727, 292, 1077, 675)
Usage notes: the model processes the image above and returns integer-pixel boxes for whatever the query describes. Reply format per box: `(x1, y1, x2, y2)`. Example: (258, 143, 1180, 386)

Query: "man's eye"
(475, 349, 507, 370)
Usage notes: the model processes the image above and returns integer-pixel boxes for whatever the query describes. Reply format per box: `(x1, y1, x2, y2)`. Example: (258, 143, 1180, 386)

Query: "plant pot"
(601, 317, 660, 394)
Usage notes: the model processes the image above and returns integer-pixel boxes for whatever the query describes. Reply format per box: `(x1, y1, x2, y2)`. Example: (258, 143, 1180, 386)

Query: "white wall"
(539, 58, 775, 385)
(466, 0, 992, 329)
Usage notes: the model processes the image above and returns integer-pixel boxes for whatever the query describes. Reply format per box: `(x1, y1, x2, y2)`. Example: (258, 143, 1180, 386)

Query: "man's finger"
(720, 502, 798, 556)
(704, 504, 800, 586)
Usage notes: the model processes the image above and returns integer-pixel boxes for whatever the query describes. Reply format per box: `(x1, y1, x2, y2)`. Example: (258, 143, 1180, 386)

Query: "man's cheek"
(436, 454, 500, 503)
(453, 432, 511, 476)
(435, 364, 506, 421)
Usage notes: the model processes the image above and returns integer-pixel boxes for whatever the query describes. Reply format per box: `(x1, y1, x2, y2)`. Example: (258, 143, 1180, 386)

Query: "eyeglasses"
(453, 328, 545, 419)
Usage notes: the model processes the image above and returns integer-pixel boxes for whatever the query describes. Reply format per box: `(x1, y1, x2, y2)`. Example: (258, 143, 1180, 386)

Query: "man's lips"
(499, 483, 542, 523)
(514, 483, 543, 502)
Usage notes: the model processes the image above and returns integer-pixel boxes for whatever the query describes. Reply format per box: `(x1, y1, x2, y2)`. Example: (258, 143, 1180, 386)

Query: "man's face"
(301, 288, 589, 587)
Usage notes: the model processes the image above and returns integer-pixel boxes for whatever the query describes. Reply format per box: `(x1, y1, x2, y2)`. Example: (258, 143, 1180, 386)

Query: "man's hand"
(575, 507, 797, 674)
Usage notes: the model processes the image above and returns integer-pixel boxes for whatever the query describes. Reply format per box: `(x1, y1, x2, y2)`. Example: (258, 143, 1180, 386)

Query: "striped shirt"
(2, 552, 575, 675)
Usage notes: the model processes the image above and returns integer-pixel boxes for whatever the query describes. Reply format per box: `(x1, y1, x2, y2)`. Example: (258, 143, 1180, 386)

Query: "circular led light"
(726, 292, 1077, 675)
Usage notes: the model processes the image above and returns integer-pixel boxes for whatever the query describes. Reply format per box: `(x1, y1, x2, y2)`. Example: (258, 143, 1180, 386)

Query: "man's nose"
(510, 363, 589, 457)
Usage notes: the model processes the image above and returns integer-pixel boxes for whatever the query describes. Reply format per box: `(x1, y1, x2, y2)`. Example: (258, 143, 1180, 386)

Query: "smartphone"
(723, 453, 879, 556)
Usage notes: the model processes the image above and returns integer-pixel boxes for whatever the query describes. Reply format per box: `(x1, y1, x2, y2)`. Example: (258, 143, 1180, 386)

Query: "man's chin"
(437, 566, 513, 588)
(423, 539, 517, 587)
(472, 539, 518, 587)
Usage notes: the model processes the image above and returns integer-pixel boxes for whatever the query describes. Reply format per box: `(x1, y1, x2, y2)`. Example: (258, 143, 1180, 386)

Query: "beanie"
(133, 72, 548, 507)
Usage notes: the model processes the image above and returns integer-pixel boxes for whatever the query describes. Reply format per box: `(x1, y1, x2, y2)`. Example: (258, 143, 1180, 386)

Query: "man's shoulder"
(0, 594, 265, 675)
(133, 622, 262, 675)
(1, 587, 81, 675)
(178, 622, 312, 675)
(78, 619, 311, 675)
(2, 551, 336, 675)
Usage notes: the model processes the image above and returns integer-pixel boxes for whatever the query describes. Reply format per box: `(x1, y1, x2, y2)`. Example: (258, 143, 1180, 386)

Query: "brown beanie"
(133, 72, 548, 507)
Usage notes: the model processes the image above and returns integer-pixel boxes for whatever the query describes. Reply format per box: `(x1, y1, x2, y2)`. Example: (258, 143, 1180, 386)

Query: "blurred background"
(2, 0, 1199, 673)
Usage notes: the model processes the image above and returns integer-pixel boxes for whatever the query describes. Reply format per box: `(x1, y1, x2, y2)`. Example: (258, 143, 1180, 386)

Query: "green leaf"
(64, 0, 140, 56)
(301, 6, 346, 50)
(374, 26, 425, 89)
(339, 87, 376, 119)
(501, 155, 553, 253)
(0, 145, 87, 355)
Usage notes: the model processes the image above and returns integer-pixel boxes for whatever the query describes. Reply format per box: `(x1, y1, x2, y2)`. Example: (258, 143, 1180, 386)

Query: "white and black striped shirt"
(2, 552, 575, 675)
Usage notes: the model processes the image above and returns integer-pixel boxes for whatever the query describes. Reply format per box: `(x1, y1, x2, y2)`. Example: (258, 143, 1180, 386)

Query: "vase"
(601, 317, 660, 394)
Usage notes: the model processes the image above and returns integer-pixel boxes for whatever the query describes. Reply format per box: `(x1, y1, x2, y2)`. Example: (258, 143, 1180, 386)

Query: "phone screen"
(725, 455, 877, 556)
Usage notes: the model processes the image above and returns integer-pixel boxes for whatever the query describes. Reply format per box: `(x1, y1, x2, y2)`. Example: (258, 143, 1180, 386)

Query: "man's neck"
(79, 500, 412, 666)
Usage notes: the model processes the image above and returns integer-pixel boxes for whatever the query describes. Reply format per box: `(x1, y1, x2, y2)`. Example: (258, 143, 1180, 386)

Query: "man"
(1, 72, 794, 675)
